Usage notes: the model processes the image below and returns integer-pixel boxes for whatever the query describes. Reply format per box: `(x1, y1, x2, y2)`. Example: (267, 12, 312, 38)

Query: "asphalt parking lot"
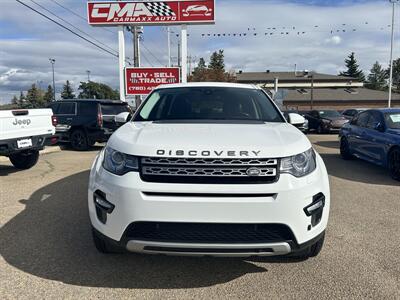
(0, 135, 399, 299)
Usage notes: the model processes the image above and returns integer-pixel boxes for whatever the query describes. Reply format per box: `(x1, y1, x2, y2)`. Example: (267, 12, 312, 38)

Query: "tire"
(70, 129, 89, 151)
(308, 233, 325, 257)
(340, 137, 354, 160)
(9, 150, 39, 169)
(293, 233, 325, 259)
(388, 148, 400, 181)
(317, 124, 324, 134)
(92, 227, 124, 254)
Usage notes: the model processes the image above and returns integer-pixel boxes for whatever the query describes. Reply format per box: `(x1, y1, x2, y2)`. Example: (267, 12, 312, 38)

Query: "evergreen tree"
(19, 91, 25, 103)
(78, 81, 119, 100)
(208, 50, 226, 82)
(389, 58, 400, 93)
(61, 80, 75, 99)
(26, 84, 43, 108)
(339, 52, 366, 82)
(191, 57, 208, 82)
(365, 61, 388, 90)
(43, 85, 54, 103)
(11, 95, 19, 106)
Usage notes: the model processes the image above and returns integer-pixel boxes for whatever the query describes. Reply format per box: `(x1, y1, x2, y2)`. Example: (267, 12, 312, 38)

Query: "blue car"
(339, 108, 400, 181)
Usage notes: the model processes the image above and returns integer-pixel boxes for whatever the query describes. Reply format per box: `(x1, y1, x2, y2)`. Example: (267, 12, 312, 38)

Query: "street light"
(49, 58, 56, 101)
(388, 0, 399, 108)
(86, 70, 91, 82)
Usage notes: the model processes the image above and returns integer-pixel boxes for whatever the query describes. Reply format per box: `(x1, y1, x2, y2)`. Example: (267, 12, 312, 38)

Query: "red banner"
(87, 0, 215, 25)
(125, 67, 180, 95)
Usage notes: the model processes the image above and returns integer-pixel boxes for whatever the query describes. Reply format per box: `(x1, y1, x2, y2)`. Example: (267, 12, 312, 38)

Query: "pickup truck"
(0, 109, 56, 169)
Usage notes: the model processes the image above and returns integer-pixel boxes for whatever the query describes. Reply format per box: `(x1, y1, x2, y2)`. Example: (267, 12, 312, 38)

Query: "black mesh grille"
(125, 222, 294, 244)
(139, 156, 279, 184)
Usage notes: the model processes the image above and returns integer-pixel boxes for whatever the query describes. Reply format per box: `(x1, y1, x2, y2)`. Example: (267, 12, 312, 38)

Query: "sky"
(0, 0, 399, 104)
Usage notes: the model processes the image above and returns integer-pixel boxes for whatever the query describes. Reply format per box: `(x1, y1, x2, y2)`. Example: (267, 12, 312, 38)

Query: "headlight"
(102, 147, 139, 175)
(280, 148, 316, 177)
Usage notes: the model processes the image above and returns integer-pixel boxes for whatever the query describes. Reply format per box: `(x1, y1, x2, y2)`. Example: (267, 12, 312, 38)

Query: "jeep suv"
(49, 99, 131, 150)
(88, 83, 330, 257)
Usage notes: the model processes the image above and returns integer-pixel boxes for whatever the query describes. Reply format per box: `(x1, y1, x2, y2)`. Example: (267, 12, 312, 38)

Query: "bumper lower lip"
(126, 240, 291, 257)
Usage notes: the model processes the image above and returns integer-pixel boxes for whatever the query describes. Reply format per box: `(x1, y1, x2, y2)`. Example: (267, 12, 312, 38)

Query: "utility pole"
(388, 0, 399, 108)
(310, 74, 314, 109)
(167, 27, 171, 67)
(132, 26, 142, 108)
(118, 26, 126, 102)
(181, 25, 188, 83)
(49, 58, 56, 101)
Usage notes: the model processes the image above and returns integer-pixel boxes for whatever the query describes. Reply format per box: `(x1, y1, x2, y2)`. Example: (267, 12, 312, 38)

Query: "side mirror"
(288, 113, 305, 126)
(374, 122, 384, 132)
(115, 112, 131, 124)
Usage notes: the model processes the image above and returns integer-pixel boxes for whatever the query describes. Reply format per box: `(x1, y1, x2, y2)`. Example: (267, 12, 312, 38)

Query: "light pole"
(388, 0, 399, 108)
(86, 70, 91, 82)
(49, 58, 56, 101)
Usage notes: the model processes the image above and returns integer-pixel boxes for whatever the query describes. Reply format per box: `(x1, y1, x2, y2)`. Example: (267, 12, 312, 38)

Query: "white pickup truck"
(0, 109, 56, 169)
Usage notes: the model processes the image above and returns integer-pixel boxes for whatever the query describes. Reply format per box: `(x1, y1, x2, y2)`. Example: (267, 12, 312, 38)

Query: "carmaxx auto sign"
(125, 67, 180, 95)
(87, 0, 215, 25)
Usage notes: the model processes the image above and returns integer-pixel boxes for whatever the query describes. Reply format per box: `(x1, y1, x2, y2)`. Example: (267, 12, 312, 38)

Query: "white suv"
(88, 83, 330, 258)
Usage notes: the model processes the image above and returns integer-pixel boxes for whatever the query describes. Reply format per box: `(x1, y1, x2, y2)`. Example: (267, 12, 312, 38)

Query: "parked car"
(283, 110, 309, 133)
(342, 108, 368, 120)
(88, 82, 330, 257)
(305, 110, 349, 133)
(0, 108, 56, 169)
(48, 99, 131, 151)
(339, 108, 400, 181)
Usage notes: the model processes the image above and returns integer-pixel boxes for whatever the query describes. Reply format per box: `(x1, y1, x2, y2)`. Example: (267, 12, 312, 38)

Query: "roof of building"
(156, 82, 259, 90)
(278, 88, 400, 102)
(236, 71, 357, 83)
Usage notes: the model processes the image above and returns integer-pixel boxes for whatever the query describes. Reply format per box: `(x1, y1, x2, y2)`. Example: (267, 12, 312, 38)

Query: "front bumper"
(88, 151, 330, 256)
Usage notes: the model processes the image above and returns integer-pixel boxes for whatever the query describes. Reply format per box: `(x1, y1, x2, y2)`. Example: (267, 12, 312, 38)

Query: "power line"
(16, 0, 119, 58)
(30, 0, 118, 55)
(141, 41, 165, 65)
(48, 0, 116, 34)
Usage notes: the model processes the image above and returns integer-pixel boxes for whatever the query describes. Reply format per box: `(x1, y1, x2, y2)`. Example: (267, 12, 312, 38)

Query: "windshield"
(101, 104, 130, 115)
(319, 110, 341, 118)
(385, 113, 400, 129)
(134, 87, 284, 122)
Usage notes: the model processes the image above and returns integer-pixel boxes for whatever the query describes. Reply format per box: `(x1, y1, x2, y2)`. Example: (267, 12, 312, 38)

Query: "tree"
(43, 85, 54, 103)
(78, 81, 119, 100)
(208, 50, 226, 81)
(191, 57, 208, 82)
(11, 95, 19, 105)
(389, 57, 400, 93)
(61, 80, 75, 99)
(339, 52, 365, 82)
(26, 84, 44, 108)
(365, 61, 388, 90)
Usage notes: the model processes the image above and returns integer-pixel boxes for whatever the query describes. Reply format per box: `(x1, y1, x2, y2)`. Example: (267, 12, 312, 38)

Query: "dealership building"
(236, 71, 400, 110)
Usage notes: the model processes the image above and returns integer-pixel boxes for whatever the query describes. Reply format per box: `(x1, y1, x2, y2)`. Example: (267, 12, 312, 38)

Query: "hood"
(107, 122, 312, 158)
(322, 116, 347, 122)
(387, 128, 400, 137)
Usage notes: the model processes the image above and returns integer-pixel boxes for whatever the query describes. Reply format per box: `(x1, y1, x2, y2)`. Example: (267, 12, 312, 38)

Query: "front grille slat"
(140, 156, 279, 184)
(126, 222, 294, 244)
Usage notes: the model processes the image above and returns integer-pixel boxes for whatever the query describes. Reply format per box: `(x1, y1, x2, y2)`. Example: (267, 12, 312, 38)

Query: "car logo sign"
(246, 167, 261, 177)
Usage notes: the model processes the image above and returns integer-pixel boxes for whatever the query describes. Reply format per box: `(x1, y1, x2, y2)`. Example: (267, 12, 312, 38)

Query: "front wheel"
(9, 150, 39, 169)
(388, 148, 400, 181)
(340, 137, 354, 160)
(92, 227, 124, 254)
(317, 124, 324, 134)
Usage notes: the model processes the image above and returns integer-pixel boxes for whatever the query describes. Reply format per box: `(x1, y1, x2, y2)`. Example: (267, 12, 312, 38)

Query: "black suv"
(49, 99, 131, 150)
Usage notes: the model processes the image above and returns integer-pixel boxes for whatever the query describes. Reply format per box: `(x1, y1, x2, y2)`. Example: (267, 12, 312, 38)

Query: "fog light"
(94, 190, 114, 224)
(304, 193, 325, 227)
